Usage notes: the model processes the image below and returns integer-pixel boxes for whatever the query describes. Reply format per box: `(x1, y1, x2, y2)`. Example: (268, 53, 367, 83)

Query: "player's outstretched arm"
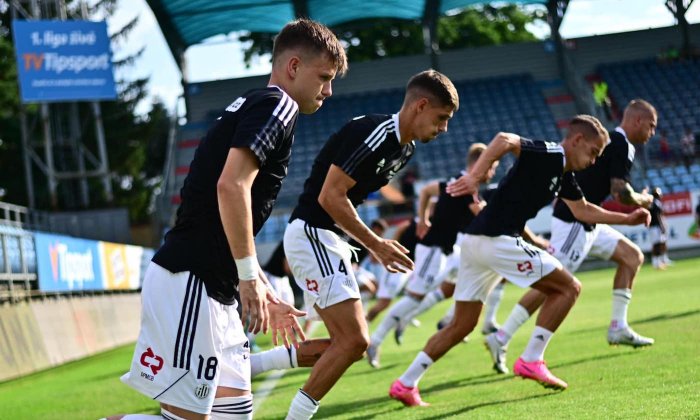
(218, 147, 271, 335)
(319, 165, 414, 273)
(562, 197, 651, 227)
(416, 181, 440, 239)
(447, 132, 520, 197)
(611, 178, 653, 208)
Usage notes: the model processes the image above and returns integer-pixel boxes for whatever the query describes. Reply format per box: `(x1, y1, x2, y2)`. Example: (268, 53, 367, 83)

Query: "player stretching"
(283, 70, 458, 419)
(485, 100, 658, 374)
(390, 116, 650, 407)
(107, 20, 346, 420)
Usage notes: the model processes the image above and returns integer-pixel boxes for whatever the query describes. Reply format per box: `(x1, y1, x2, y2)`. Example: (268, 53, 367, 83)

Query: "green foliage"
(239, 4, 544, 65)
(0, 2, 169, 224)
(1, 259, 699, 418)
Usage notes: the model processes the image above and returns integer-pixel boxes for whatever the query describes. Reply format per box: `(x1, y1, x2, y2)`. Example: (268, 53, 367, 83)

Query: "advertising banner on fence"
(35, 232, 102, 292)
(12, 20, 117, 102)
(99, 242, 143, 290)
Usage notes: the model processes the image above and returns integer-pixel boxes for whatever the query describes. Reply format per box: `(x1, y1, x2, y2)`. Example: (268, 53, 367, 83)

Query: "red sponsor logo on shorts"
(306, 279, 319, 293)
(140, 347, 164, 376)
(517, 261, 533, 274)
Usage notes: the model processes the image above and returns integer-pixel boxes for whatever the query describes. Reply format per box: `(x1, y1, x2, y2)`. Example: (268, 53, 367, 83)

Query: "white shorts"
(649, 226, 667, 244)
(405, 243, 447, 296)
(265, 272, 295, 306)
(284, 219, 360, 311)
(376, 270, 409, 299)
(550, 217, 624, 272)
(438, 236, 465, 285)
(121, 263, 250, 414)
(455, 234, 562, 302)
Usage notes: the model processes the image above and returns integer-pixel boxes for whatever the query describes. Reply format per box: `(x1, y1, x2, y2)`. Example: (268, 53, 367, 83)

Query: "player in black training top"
(390, 116, 650, 407)
(282, 70, 459, 419)
(489, 100, 658, 365)
(367, 143, 499, 366)
(649, 187, 672, 269)
(113, 19, 347, 420)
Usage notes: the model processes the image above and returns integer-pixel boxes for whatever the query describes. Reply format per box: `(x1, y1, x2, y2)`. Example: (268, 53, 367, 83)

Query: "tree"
(0, 1, 169, 225)
(238, 4, 545, 65)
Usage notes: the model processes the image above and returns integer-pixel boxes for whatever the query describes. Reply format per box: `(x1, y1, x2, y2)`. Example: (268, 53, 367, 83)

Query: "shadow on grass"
(550, 350, 634, 370)
(420, 392, 558, 419)
(564, 309, 700, 336)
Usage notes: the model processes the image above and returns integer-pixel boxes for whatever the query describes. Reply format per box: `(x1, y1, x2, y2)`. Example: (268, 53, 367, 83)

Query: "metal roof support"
(665, 0, 695, 56)
(422, 0, 441, 70)
(292, 0, 309, 18)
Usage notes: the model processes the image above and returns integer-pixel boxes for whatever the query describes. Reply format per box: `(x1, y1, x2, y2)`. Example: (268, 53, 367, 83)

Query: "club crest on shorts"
(194, 383, 210, 399)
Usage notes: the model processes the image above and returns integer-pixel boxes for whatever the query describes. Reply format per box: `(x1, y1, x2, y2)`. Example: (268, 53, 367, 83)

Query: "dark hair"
(405, 70, 459, 110)
(370, 218, 388, 232)
(272, 19, 348, 76)
(567, 114, 608, 142)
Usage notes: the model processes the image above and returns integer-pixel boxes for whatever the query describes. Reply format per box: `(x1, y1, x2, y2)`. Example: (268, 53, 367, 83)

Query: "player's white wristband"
(235, 256, 260, 281)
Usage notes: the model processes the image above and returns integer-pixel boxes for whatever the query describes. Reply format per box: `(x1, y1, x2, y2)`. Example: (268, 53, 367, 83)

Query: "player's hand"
(626, 207, 651, 227)
(446, 173, 479, 197)
(370, 239, 414, 273)
(416, 219, 431, 239)
(268, 300, 307, 349)
(239, 277, 269, 335)
(639, 191, 654, 209)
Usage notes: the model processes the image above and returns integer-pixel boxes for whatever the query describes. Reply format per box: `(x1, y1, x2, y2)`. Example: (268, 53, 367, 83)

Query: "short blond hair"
(272, 19, 348, 76)
(567, 114, 608, 142)
(467, 142, 487, 166)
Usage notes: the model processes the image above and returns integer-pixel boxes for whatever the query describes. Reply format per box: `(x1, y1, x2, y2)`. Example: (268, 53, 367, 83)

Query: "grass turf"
(1, 258, 698, 419)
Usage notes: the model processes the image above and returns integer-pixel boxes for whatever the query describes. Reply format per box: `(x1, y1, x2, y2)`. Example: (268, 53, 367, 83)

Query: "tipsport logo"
(49, 242, 96, 288)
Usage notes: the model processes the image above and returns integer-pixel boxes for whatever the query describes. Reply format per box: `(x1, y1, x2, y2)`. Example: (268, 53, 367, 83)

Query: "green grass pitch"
(1, 258, 698, 419)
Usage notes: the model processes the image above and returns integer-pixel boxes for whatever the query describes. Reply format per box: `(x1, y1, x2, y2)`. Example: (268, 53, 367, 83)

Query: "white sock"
(484, 282, 505, 325)
(662, 253, 672, 263)
(399, 351, 434, 388)
(211, 396, 253, 419)
(651, 256, 659, 267)
(403, 289, 444, 325)
(250, 345, 297, 377)
(611, 288, 632, 330)
(440, 303, 455, 325)
(120, 415, 163, 420)
(496, 304, 530, 345)
(286, 389, 319, 420)
(520, 326, 554, 362)
(370, 296, 419, 346)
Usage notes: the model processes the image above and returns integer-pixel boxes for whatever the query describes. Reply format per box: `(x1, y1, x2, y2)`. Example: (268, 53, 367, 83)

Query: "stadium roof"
(146, 0, 550, 60)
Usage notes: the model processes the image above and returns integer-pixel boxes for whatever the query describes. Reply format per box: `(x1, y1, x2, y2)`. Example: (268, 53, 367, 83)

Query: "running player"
(283, 70, 458, 419)
(485, 100, 658, 375)
(108, 19, 347, 420)
(366, 143, 496, 367)
(390, 116, 651, 406)
(649, 187, 672, 269)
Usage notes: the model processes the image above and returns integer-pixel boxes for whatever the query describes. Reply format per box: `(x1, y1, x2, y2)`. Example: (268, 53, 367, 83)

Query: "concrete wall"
(0, 294, 141, 382)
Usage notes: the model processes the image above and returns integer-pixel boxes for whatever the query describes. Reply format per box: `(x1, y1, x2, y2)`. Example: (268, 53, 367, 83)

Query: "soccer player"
(390, 116, 651, 406)
(283, 70, 458, 419)
(365, 219, 419, 322)
(366, 143, 497, 367)
(485, 100, 658, 375)
(108, 20, 347, 420)
(649, 187, 671, 269)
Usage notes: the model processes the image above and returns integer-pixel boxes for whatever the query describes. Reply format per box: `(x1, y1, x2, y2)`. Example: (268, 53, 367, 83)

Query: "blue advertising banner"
(12, 20, 117, 103)
(35, 232, 103, 292)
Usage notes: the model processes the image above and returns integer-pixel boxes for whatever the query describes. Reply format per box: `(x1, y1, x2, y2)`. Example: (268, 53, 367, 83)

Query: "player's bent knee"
(210, 396, 253, 420)
(570, 277, 582, 298)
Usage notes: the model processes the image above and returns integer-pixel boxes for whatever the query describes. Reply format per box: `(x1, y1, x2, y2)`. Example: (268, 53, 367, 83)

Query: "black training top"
(553, 128, 633, 229)
(290, 114, 416, 233)
(420, 171, 479, 254)
(263, 241, 287, 278)
(649, 198, 665, 231)
(153, 86, 299, 304)
(467, 138, 583, 237)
